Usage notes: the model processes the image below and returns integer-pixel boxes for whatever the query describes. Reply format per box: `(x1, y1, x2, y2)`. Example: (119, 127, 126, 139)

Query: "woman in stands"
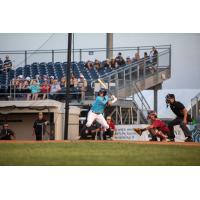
(110, 58, 117, 69)
(28, 80, 40, 100)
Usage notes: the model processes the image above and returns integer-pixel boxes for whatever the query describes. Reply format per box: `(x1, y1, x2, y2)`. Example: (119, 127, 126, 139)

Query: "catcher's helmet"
(147, 110, 157, 119)
(98, 89, 107, 96)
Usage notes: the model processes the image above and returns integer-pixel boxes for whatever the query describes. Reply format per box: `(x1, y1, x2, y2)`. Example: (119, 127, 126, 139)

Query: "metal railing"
(90, 46, 171, 122)
(91, 47, 171, 93)
(0, 45, 171, 70)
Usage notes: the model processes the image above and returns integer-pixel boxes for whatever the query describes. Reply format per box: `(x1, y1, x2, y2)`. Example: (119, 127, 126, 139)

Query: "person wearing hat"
(134, 111, 169, 142)
(49, 79, 61, 100)
(0, 123, 16, 140)
(77, 74, 87, 102)
(165, 94, 192, 142)
(126, 56, 132, 65)
(115, 52, 125, 67)
(84, 89, 117, 133)
(33, 112, 48, 141)
(3, 55, 12, 73)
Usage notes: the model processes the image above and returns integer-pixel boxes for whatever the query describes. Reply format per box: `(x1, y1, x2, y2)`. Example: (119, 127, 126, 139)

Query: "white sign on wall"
(115, 125, 150, 141)
(115, 124, 191, 142)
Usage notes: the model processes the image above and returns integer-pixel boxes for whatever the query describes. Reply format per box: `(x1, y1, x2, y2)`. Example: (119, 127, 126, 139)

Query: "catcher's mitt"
(133, 128, 145, 136)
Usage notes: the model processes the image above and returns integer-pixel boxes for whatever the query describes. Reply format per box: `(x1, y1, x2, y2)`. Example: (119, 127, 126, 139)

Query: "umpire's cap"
(98, 89, 107, 96)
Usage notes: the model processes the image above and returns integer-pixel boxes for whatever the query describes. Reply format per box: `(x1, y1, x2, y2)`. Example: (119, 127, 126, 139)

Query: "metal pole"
(72, 33, 75, 63)
(79, 49, 82, 62)
(106, 33, 113, 59)
(64, 33, 72, 140)
(25, 51, 27, 66)
(154, 88, 158, 113)
(52, 50, 54, 64)
(169, 44, 171, 74)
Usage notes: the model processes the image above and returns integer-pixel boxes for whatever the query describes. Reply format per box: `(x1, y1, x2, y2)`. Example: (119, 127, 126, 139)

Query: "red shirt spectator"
(106, 116, 116, 131)
(41, 81, 50, 93)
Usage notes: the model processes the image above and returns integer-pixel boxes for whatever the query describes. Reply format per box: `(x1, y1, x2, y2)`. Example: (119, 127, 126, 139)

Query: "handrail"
(93, 49, 170, 81)
(134, 83, 151, 111)
(0, 44, 171, 54)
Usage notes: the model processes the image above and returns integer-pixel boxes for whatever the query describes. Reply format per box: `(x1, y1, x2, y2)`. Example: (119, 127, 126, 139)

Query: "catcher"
(134, 111, 169, 142)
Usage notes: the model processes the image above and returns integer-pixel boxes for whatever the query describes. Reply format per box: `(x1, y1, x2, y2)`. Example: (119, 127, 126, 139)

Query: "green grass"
(0, 142, 200, 166)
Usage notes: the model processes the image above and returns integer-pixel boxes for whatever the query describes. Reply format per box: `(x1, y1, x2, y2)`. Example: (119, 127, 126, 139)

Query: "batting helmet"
(98, 89, 107, 96)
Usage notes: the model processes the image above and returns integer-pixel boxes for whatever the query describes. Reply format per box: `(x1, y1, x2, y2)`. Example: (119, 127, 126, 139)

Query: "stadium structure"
(0, 35, 171, 140)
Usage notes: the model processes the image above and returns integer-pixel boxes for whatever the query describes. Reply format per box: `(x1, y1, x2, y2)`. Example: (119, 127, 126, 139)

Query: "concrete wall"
(0, 113, 51, 140)
(0, 100, 81, 140)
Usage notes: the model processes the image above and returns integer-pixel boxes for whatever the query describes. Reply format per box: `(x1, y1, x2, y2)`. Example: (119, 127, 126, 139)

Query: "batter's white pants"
(86, 110, 109, 129)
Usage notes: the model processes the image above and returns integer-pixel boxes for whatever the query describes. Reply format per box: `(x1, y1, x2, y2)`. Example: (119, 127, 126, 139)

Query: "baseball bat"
(98, 78, 108, 89)
(98, 79, 117, 103)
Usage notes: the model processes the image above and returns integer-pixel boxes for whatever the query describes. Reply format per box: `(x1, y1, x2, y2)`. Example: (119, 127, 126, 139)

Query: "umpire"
(33, 112, 48, 141)
(166, 94, 192, 142)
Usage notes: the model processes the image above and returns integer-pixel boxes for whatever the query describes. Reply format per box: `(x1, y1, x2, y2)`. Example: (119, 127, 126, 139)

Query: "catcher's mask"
(165, 94, 175, 107)
(147, 111, 157, 119)
(98, 89, 107, 96)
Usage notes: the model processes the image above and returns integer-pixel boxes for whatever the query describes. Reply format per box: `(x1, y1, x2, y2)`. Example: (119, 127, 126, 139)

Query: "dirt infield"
(0, 139, 200, 147)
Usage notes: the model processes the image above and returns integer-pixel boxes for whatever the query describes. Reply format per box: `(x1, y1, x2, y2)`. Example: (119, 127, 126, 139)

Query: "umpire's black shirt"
(170, 101, 185, 118)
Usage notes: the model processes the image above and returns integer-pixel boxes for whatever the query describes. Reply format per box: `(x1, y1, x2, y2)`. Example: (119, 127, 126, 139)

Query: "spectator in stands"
(78, 74, 87, 102)
(85, 60, 93, 70)
(143, 52, 154, 73)
(126, 56, 132, 65)
(70, 74, 78, 88)
(132, 52, 140, 62)
(0, 123, 16, 140)
(110, 58, 117, 69)
(55, 77, 66, 101)
(50, 76, 55, 85)
(28, 80, 40, 100)
(104, 59, 111, 68)
(49, 79, 61, 100)
(3, 55, 12, 73)
(115, 52, 125, 66)
(0, 58, 3, 73)
(152, 46, 158, 65)
(103, 116, 116, 140)
(13, 78, 23, 97)
(43, 75, 48, 83)
(60, 77, 66, 88)
(70, 74, 79, 100)
(94, 59, 101, 70)
(40, 80, 50, 100)
(149, 47, 158, 72)
(22, 79, 31, 98)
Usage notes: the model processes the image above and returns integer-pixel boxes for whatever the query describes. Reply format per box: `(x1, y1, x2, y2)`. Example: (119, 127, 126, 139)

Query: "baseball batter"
(86, 89, 117, 130)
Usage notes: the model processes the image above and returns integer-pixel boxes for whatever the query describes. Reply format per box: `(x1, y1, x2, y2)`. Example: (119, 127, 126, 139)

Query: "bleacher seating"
(0, 61, 116, 89)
